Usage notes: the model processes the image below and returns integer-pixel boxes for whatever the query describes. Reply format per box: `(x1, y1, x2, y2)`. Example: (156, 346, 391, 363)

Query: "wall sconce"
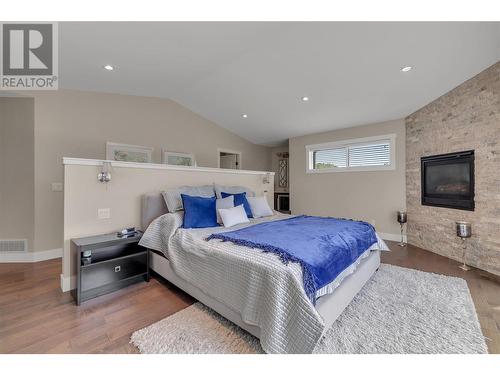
(263, 172, 271, 184)
(97, 161, 112, 183)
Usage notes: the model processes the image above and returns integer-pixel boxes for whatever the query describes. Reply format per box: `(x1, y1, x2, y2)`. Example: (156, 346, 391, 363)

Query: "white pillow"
(218, 204, 250, 228)
(247, 196, 274, 218)
(215, 195, 234, 224)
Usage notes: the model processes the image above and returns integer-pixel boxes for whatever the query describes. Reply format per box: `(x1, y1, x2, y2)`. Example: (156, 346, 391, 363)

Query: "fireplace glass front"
(421, 150, 474, 211)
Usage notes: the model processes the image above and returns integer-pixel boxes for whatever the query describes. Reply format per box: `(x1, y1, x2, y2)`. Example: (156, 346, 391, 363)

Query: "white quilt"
(139, 212, 388, 353)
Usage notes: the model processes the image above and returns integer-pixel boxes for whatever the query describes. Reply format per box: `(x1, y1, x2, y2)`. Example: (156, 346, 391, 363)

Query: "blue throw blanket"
(206, 215, 377, 304)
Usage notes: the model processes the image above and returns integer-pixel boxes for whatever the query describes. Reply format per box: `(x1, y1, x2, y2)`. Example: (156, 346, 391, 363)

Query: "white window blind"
(348, 142, 390, 167)
(307, 134, 395, 173)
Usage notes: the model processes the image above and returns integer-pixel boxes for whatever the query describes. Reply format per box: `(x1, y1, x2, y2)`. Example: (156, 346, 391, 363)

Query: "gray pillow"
(214, 184, 255, 199)
(162, 185, 215, 213)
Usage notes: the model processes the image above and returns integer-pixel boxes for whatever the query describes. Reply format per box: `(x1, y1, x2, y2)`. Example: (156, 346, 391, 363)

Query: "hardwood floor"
(0, 241, 499, 354)
(0, 260, 194, 353)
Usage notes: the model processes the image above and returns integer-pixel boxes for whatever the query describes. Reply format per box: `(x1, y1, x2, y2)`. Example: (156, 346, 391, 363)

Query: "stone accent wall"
(406, 61, 500, 276)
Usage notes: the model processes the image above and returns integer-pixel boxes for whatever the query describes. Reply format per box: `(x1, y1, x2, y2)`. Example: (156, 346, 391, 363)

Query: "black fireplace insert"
(421, 150, 474, 211)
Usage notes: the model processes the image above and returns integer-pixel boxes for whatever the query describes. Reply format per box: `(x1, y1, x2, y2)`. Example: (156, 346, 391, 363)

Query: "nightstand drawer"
(81, 252, 147, 291)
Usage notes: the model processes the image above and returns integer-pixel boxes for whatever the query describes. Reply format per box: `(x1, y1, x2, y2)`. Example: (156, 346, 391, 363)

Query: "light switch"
(98, 208, 111, 219)
(51, 182, 63, 192)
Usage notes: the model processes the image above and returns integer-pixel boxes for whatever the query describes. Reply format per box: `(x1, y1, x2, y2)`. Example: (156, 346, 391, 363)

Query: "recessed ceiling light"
(241, 114, 248, 118)
(103, 65, 115, 71)
(301, 96, 310, 102)
(401, 66, 412, 72)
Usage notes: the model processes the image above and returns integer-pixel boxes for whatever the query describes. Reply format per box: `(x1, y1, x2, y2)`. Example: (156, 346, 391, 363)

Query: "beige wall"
(63, 160, 274, 290)
(406, 61, 500, 276)
(11, 89, 271, 253)
(289, 119, 406, 236)
(0, 98, 35, 250)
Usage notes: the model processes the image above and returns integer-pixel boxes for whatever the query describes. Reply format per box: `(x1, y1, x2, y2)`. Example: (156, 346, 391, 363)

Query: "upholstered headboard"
(141, 192, 169, 230)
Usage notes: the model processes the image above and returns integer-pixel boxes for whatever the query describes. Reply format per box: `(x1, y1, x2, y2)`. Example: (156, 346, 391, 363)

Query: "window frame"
(305, 134, 396, 174)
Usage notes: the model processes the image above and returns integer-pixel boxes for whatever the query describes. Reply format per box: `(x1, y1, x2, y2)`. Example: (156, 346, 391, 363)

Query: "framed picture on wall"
(106, 142, 153, 163)
(162, 149, 196, 166)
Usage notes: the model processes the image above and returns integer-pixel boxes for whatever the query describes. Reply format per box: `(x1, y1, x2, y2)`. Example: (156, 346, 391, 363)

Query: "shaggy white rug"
(130, 264, 488, 354)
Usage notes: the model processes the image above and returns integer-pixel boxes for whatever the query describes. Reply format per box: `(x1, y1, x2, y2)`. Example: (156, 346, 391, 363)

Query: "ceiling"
(58, 22, 500, 146)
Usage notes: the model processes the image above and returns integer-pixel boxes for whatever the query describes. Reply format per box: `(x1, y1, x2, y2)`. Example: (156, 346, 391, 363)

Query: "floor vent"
(0, 239, 28, 253)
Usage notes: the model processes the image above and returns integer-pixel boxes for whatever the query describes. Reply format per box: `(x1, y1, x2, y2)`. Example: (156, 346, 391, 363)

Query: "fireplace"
(421, 150, 474, 211)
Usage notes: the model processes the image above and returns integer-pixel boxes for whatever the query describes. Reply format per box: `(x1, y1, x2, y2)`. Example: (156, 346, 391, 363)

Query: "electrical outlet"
(98, 208, 111, 219)
(51, 182, 63, 192)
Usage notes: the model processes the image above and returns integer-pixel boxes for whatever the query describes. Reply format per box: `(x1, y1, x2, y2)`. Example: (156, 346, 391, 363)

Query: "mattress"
(141, 213, 388, 299)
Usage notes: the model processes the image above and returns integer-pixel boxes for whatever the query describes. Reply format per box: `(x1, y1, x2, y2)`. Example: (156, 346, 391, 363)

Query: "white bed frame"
(150, 249, 380, 338)
(142, 192, 380, 340)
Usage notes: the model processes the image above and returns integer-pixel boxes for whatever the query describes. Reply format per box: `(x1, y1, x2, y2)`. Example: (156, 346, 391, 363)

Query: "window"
(313, 148, 347, 169)
(306, 134, 396, 173)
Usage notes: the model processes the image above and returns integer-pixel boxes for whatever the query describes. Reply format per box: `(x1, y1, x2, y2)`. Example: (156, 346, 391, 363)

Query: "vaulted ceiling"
(59, 22, 500, 145)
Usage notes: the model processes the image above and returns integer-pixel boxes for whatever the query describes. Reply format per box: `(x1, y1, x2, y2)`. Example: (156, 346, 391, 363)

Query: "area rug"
(130, 264, 488, 354)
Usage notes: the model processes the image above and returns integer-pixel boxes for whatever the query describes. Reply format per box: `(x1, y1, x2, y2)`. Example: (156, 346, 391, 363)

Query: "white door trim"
(217, 148, 242, 169)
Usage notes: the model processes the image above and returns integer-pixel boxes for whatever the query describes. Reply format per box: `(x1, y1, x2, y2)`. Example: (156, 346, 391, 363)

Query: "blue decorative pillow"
(181, 194, 218, 229)
(221, 192, 253, 218)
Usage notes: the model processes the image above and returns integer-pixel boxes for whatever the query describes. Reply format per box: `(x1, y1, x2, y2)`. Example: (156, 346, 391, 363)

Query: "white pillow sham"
(218, 204, 250, 228)
(215, 195, 234, 224)
(162, 185, 215, 213)
(247, 196, 274, 218)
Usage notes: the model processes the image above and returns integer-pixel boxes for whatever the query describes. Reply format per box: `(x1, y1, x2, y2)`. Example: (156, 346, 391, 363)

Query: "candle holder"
(396, 210, 407, 247)
(456, 221, 472, 271)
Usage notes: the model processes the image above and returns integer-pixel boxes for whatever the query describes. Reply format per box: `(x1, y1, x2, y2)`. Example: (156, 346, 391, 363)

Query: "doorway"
(218, 149, 242, 170)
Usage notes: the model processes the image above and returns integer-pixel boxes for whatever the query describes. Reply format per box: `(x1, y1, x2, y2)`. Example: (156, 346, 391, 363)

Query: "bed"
(139, 192, 388, 354)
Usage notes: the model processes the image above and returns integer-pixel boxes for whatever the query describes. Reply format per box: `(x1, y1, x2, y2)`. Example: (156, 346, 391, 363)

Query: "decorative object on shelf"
(396, 210, 407, 247)
(97, 161, 112, 183)
(117, 227, 138, 237)
(276, 151, 289, 159)
(278, 159, 289, 188)
(456, 221, 472, 271)
(162, 149, 196, 166)
(106, 142, 153, 163)
(82, 250, 92, 265)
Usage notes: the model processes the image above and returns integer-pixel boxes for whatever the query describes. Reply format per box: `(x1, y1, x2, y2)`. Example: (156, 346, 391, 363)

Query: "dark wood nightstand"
(71, 231, 149, 305)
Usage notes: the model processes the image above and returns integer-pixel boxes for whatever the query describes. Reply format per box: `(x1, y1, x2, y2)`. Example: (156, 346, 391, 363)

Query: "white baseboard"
(0, 248, 62, 263)
(60, 274, 76, 292)
(378, 232, 407, 243)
